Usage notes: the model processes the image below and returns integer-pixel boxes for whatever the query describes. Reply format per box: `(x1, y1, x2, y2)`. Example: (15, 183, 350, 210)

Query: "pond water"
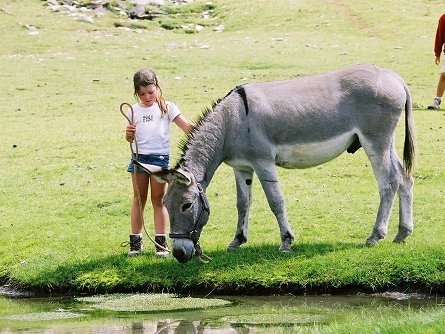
(0, 288, 444, 333)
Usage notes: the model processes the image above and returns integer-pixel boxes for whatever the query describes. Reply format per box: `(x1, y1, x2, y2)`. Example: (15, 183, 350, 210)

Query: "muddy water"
(0, 288, 444, 333)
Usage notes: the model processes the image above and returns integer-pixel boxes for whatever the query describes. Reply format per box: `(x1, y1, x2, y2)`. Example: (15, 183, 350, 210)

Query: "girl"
(124, 69, 194, 257)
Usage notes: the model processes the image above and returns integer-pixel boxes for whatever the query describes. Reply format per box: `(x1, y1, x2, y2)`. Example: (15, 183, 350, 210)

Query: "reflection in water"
(1, 293, 444, 333)
(173, 320, 197, 334)
(132, 321, 144, 334)
(128, 320, 250, 334)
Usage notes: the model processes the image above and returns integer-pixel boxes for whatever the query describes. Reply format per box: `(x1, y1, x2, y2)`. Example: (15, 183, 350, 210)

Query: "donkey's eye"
(181, 203, 192, 212)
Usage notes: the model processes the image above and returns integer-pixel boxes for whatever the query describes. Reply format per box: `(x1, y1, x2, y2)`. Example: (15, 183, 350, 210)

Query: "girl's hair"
(133, 69, 168, 117)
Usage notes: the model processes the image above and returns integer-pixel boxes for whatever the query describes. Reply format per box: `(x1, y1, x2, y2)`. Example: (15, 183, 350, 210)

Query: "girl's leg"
(149, 175, 168, 234)
(130, 172, 150, 234)
(437, 72, 445, 97)
(150, 176, 170, 257)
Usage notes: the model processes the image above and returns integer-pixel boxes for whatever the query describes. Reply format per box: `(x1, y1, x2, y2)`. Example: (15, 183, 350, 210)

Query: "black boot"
(154, 235, 169, 257)
(128, 234, 143, 257)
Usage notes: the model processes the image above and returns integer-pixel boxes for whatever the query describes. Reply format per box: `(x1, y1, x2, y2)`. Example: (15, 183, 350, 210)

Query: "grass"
(1, 0, 445, 301)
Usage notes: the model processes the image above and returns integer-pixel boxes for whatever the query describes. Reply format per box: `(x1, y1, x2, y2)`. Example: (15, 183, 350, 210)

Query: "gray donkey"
(147, 64, 416, 263)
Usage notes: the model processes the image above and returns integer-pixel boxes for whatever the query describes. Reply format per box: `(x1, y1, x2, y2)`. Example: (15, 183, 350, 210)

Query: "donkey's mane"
(175, 85, 246, 168)
(175, 100, 220, 169)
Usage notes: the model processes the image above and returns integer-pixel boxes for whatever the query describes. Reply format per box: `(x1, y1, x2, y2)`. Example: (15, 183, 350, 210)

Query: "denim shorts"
(127, 154, 169, 173)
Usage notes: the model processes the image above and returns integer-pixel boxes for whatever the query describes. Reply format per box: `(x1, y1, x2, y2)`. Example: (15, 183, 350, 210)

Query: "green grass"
(1, 0, 445, 300)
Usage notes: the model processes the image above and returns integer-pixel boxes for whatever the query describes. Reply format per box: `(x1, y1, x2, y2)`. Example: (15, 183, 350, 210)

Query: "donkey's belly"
(276, 131, 355, 169)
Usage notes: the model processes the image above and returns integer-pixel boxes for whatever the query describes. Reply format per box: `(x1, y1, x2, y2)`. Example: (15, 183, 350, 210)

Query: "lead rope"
(194, 242, 212, 263)
(120, 102, 170, 255)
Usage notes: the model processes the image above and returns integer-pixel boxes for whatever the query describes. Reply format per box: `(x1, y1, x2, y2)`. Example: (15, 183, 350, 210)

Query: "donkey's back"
(223, 64, 413, 171)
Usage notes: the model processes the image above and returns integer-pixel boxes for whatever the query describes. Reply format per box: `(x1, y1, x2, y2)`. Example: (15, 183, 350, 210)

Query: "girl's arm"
(173, 114, 194, 134)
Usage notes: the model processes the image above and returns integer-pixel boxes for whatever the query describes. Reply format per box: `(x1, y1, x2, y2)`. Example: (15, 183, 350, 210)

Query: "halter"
(169, 182, 210, 245)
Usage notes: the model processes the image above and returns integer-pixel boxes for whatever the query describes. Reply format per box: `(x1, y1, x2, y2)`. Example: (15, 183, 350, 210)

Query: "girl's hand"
(125, 124, 136, 142)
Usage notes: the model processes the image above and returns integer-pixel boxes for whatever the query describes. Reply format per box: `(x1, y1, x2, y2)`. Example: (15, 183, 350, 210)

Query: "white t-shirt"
(127, 101, 181, 155)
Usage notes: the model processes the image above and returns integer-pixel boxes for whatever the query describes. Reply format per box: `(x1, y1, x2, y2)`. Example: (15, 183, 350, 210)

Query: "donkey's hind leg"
(393, 163, 414, 243)
(365, 147, 401, 245)
(227, 169, 254, 251)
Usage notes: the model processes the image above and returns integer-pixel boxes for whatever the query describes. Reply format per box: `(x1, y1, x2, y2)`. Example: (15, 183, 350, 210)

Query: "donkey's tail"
(403, 82, 416, 174)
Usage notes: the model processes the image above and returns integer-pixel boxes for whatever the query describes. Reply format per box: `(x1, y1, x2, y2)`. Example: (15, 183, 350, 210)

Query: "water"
(1, 288, 444, 333)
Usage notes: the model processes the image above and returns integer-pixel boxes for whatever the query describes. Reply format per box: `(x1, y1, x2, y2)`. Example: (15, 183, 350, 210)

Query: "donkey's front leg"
(227, 169, 254, 251)
(256, 166, 294, 252)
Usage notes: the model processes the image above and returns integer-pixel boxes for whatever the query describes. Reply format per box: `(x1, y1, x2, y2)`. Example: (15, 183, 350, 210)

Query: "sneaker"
(127, 234, 143, 257)
(154, 235, 169, 257)
(427, 97, 441, 110)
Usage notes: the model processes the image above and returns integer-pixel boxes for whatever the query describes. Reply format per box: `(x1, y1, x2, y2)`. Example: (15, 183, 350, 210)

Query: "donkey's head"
(155, 168, 210, 263)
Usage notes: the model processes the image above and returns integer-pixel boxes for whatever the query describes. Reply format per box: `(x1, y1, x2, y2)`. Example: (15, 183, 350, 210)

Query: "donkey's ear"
(151, 168, 192, 185)
(151, 169, 172, 184)
(171, 168, 192, 185)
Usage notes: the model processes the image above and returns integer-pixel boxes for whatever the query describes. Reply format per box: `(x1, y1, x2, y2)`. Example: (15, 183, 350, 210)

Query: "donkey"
(149, 64, 416, 263)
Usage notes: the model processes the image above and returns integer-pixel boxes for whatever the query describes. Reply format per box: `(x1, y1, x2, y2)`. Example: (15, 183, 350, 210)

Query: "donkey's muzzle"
(172, 239, 194, 263)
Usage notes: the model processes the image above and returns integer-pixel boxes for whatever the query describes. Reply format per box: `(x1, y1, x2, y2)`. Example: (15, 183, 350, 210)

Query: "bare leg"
(130, 172, 149, 234)
(150, 175, 168, 234)
(227, 169, 254, 251)
(436, 72, 445, 97)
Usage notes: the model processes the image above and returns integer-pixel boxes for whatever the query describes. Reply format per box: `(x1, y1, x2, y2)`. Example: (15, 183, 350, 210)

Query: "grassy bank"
(1, 0, 445, 295)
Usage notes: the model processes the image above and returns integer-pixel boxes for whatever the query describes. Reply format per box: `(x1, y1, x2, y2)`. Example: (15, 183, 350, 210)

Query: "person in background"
(428, 13, 445, 110)
(124, 69, 194, 257)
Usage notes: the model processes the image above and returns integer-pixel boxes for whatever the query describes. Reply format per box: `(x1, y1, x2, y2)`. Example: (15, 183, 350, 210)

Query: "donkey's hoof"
(365, 237, 379, 246)
(279, 232, 294, 252)
(393, 229, 412, 243)
(366, 230, 386, 246)
(279, 242, 293, 252)
(227, 239, 242, 252)
(393, 234, 408, 243)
